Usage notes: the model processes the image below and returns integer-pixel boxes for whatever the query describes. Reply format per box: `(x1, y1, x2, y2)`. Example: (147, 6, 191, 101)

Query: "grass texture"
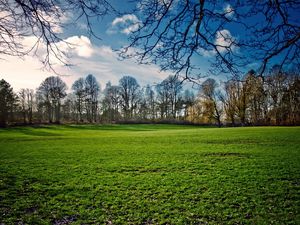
(0, 125, 299, 224)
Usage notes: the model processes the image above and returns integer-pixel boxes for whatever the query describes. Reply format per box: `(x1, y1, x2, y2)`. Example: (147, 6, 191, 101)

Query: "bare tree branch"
(0, 0, 114, 71)
(120, 0, 299, 81)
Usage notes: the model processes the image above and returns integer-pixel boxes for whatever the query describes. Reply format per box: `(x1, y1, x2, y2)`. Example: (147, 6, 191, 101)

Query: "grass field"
(0, 125, 299, 224)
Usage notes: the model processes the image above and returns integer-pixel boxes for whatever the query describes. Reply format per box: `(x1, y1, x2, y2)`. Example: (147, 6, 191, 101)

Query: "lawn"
(0, 125, 299, 224)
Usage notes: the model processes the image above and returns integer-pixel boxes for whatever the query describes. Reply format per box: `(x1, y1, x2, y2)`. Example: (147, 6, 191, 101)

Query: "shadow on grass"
(0, 124, 212, 135)
(65, 124, 159, 132)
(12, 127, 62, 137)
(65, 124, 200, 132)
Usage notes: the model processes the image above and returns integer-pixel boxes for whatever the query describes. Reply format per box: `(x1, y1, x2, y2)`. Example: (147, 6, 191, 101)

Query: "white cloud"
(98, 45, 115, 58)
(22, 36, 40, 49)
(223, 4, 234, 18)
(0, 39, 169, 92)
(111, 14, 139, 26)
(215, 29, 236, 53)
(13, 33, 94, 67)
(36, 35, 93, 68)
(198, 48, 216, 58)
(197, 29, 237, 57)
(77, 22, 89, 31)
(63, 36, 94, 58)
(122, 23, 140, 35)
(108, 14, 141, 35)
(0, 54, 56, 92)
(76, 45, 169, 87)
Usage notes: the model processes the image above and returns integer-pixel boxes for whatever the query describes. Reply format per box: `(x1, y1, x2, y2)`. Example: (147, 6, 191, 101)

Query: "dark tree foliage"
(0, 79, 17, 127)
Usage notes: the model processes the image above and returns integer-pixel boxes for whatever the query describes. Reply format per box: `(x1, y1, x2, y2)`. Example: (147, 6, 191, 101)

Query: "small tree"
(119, 76, 140, 120)
(85, 74, 100, 123)
(18, 88, 35, 124)
(201, 78, 223, 127)
(102, 82, 121, 122)
(182, 89, 195, 119)
(0, 79, 17, 127)
(220, 80, 239, 125)
(144, 84, 156, 120)
(72, 78, 86, 122)
(37, 76, 67, 123)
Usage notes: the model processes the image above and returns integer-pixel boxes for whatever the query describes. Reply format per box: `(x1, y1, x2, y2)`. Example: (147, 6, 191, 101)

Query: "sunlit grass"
(0, 125, 299, 224)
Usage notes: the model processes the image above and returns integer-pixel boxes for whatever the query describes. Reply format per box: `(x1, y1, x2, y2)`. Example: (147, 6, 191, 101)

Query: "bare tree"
(244, 71, 266, 124)
(1, 0, 298, 81)
(201, 78, 223, 127)
(37, 76, 67, 123)
(102, 82, 121, 122)
(85, 74, 100, 123)
(167, 76, 183, 118)
(186, 96, 207, 124)
(265, 66, 289, 125)
(0, 0, 114, 70)
(220, 79, 239, 125)
(62, 93, 77, 122)
(18, 89, 27, 124)
(18, 88, 35, 124)
(72, 78, 86, 122)
(119, 76, 141, 120)
(182, 89, 195, 119)
(121, 0, 299, 80)
(144, 84, 156, 120)
(155, 76, 183, 119)
(284, 72, 300, 124)
(155, 79, 171, 119)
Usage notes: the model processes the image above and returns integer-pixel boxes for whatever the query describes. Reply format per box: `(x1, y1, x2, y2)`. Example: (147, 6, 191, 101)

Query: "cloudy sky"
(0, 1, 170, 91)
(0, 1, 247, 92)
(0, 37, 170, 91)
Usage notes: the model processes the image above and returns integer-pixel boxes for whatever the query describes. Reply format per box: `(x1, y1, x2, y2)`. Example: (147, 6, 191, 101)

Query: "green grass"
(0, 125, 299, 224)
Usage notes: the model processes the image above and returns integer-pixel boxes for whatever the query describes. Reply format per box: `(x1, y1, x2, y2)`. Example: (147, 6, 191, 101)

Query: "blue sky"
(1, 1, 297, 91)
(0, 1, 171, 91)
(0, 1, 248, 91)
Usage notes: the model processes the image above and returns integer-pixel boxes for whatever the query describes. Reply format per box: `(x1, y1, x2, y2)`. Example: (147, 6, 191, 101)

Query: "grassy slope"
(0, 125, 299, 224)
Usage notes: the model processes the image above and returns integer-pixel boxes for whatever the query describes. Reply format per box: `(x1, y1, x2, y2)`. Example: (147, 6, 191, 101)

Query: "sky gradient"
(0, 1, 174, 91)
(1, 1, 294, 91)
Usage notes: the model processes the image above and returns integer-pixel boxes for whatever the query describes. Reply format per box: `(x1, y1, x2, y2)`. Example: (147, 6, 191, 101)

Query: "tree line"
(0, 66, 299, 127)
